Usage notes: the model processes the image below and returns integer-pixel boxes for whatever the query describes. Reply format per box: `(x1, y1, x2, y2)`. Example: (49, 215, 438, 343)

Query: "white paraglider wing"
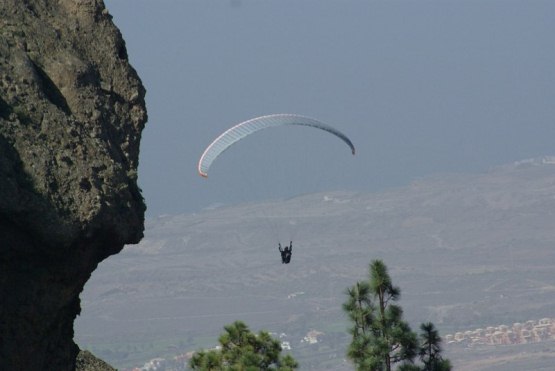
(198, 114, 355, 177)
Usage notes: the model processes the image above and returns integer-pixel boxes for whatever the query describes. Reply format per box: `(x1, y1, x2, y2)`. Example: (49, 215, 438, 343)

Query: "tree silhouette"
(419, 322, 451, 371)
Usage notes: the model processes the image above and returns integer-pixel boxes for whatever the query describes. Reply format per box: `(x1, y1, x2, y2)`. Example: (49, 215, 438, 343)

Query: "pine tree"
(418, 322, 451, 371)
(343, 281, 379, 369)
(343, 260, 418, 371)
(189, 320, 298, 370)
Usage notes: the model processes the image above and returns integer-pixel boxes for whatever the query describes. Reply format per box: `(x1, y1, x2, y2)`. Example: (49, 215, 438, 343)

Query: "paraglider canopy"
(198, 114, 355, 177)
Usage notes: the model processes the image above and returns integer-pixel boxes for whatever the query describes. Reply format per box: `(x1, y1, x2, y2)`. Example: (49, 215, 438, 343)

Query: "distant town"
(445, 317, 555, 347)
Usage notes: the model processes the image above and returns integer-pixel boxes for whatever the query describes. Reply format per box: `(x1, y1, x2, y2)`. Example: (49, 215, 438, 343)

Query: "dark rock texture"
(0, 0, 147, 369)
(76, 350, 116, 371)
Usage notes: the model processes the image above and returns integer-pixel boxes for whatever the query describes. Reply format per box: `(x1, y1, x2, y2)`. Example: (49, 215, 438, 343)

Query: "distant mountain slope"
(76, 159, 555, 369)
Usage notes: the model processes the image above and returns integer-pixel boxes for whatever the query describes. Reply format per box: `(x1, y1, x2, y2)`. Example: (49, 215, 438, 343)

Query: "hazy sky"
(104, 0, 555, 216)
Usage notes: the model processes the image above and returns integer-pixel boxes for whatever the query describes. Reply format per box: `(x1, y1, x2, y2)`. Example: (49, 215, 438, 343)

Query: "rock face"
(0, 1, 147, 370)
(76, 350, 116, 371)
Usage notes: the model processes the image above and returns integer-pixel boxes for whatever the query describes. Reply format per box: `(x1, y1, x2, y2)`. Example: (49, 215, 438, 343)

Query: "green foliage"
(418, 322, 451, 371)
(189, 321, 298, 371)
(343, 260, 417, 371)
(343, 260, 452, 371)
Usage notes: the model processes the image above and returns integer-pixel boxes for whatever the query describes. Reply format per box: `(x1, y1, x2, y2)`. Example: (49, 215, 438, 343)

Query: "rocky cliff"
(0, 0, 147, 369)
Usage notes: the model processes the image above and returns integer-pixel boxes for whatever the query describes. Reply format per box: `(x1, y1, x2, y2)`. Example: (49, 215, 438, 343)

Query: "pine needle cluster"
(343, 260, 451, 371)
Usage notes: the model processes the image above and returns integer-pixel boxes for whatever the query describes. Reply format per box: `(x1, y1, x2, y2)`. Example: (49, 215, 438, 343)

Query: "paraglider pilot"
(278, 241, 293, 264)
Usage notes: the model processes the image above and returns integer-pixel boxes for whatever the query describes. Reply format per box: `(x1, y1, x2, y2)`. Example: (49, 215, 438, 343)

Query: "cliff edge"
(0, 0, 147, 369)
